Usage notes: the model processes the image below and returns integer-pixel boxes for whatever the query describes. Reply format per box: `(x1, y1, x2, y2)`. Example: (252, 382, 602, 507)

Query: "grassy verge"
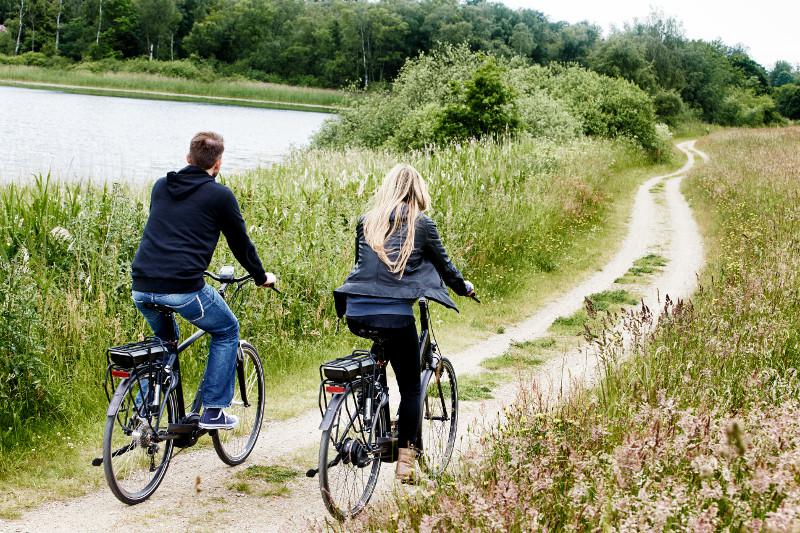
(0, 65, 347, 113)
(355, 127, 800, 530)
(0, 135, 674, 517)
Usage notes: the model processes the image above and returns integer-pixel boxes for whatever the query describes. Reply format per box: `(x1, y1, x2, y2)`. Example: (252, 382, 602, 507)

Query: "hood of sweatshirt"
(166, 165, 215, 200)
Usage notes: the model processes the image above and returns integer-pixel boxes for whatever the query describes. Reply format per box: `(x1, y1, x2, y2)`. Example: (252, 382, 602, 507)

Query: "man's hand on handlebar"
(259, 272, 277, 288)
(260, 272, 282, 294)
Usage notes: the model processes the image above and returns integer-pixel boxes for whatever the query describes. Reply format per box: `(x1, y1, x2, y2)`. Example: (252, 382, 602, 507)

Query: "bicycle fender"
(106, 378, 130, 416)
(418, 369, 434, 406)
(319, 393, 346, 432)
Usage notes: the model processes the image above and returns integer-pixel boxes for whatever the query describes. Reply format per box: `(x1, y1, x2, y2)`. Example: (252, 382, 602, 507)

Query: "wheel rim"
(421, 359, 458, 475)
(214, 345, 264, 461)
(321, 388, 383, 520)
(106, 378, 174, 500)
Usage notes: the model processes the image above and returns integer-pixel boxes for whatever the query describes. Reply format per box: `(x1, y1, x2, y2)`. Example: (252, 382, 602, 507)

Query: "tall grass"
(0, 65, 347, 111)
(354, 127, 800, 530)
(0, 135, 652, 466)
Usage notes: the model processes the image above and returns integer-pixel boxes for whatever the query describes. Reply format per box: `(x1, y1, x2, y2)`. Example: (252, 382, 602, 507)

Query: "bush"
(314, 44, 482, 150)
(74, 58, 218, 82)
(775, 84, 800, 120)
(653, 89, 686, 126)
(434, 58, 520, 143)
(315, 47, 661, 156)
(718, 87, 783, 126)
(0, 252, 59, 443)
(517, 93, 582, 141)
(0, 52, 71, 68)
(515, 64, 662, 156)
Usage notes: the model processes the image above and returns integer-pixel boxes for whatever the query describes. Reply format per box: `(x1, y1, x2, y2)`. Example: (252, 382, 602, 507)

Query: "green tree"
(770, 60, 797, 87)
(435, 57, 519, 142)
(509, 22, 534, 56)
(774, 83, 800, 119)
(134, 0, 180, 59)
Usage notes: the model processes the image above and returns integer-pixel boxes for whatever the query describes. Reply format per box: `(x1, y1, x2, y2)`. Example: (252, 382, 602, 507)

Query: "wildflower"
(691, 455, 718, 478)
(50, 226, 73, 243)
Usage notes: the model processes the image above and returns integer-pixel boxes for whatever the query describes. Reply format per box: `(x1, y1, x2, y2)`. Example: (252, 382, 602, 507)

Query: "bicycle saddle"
(142, 302, 177, 315)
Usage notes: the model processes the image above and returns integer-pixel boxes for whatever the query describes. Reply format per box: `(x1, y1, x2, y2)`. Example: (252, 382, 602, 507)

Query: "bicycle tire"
(419, 357, 458, 476)
(319, 387, 387, 521)
(103, 376, 177, 505)
(212, 341, 265, 466)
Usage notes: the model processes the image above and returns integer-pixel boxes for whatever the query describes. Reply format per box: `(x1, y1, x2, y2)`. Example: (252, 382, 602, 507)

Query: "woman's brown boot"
(396, 447, 418, 484)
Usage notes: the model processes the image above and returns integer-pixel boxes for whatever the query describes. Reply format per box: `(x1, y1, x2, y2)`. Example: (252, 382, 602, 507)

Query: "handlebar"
(203, 270, 282, 294)
(203, 271, 253, 284)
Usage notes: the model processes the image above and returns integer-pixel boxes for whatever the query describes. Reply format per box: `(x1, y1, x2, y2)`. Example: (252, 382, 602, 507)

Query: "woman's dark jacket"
(334, 214, 470, 317)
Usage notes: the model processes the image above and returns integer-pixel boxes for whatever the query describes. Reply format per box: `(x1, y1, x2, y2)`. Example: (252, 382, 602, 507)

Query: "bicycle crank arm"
(305, 453, 344, 478)
(91, 442, 137, 466)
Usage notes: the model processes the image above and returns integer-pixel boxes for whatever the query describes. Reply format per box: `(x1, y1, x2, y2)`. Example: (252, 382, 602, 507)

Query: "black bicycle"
(311, 296, 472, 520)
(95, 267, 272, 505)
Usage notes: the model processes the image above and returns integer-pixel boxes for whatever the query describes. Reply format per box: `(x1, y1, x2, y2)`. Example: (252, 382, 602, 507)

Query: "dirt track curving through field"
(1, 141, 708, 532)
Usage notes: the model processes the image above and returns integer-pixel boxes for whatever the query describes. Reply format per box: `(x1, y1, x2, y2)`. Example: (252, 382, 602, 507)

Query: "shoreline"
(0, 79, 343, 114)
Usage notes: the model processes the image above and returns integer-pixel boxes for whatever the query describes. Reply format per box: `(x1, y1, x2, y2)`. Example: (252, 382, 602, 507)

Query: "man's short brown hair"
(188, 131, 224, 169)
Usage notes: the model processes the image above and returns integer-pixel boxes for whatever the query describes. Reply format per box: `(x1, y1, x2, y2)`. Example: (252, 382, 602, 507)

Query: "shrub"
(73, 58, 218, 82)
(718, 87, 783, 126)
(653, 89, 686, 126)
(315, 48, 661, 156)
(0, 52, 71, 68)
(0, 252, 58, 443)
(534, 65, 661, 154)
(516, 92, 582, 141)
(774, 84, 800, 120)
(314, 44, 482, 150)
(434, 58, 520, 143)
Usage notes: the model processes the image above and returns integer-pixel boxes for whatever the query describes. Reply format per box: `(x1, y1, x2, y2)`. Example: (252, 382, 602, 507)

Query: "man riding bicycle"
(130, 131, 273, 431)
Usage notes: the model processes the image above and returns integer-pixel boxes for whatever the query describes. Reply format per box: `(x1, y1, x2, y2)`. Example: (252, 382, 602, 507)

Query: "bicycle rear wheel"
(319, 386, 387, 521)
(420, 357, 458, 476)
(212, 341, 265, 465)
(103, 374, 177, 505)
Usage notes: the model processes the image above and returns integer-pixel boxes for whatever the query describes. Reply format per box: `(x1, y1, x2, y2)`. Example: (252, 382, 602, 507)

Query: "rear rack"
(108, 337, 173, 369)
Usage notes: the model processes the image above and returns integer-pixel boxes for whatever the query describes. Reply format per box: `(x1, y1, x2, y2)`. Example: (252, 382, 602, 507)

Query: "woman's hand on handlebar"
(464, 280, 480, 302)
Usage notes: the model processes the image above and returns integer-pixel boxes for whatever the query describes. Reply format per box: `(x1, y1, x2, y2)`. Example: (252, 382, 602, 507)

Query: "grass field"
(0, 134, 678, 517)
(353, 127, 800, 530)
(0, 65, 347, 112)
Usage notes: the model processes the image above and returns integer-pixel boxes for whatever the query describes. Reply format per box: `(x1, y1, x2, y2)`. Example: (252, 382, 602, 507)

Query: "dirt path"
(1, 142, 707, 532)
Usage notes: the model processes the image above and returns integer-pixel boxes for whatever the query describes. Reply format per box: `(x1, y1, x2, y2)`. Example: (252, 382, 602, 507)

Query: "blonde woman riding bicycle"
(334, 163, 475, 483)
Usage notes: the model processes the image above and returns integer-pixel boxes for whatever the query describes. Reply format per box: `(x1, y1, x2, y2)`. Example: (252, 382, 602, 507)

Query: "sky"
(499, 0, 799, 69)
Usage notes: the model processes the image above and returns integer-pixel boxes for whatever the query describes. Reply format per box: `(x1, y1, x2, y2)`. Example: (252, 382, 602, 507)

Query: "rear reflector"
(325, 385, 346, 394)
(111, 369, 130, 379)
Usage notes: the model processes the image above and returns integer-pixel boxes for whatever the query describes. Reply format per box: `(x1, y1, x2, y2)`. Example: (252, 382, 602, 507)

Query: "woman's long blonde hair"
(363, 164, 431, 276)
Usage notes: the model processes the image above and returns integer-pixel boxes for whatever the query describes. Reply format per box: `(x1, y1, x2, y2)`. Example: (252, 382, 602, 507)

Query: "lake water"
(0, 86, 330, 183)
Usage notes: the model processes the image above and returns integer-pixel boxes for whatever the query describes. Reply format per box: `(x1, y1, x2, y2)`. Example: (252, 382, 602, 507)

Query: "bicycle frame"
(317, 298, 439, 449)
(104, 275, 253, 446)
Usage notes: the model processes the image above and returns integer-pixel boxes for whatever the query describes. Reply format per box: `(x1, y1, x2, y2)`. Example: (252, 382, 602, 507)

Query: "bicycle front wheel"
(319, 387, 386, 521)
(420, 357, 458, 476)
(103, 375, 177, 505)
(212, 341, 265, 465)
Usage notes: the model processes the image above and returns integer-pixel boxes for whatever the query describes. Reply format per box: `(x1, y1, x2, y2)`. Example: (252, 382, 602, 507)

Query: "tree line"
(1, 0, 798, 123)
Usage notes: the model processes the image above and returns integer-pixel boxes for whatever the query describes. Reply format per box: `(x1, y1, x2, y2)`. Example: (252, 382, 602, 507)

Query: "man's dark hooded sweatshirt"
(131, 165, 267, 293)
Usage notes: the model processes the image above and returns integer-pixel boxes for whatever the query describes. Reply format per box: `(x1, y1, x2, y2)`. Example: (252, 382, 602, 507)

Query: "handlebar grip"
(470, 294, 481, 303)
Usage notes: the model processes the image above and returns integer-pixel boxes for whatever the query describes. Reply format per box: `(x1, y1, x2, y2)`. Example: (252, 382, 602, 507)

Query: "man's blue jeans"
(132, 284, 239, 409)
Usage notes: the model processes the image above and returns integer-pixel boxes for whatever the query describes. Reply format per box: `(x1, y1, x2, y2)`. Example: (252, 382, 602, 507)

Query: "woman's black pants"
(347, 317, 421, 449)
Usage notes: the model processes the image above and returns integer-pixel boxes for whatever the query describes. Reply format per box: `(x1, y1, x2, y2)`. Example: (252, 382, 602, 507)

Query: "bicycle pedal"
(167, 422, 198, 434)
(376, 436, 398, 463)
